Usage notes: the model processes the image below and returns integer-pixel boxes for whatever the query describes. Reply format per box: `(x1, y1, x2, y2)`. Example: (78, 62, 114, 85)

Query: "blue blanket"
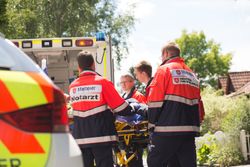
(116, 114, 144, 125)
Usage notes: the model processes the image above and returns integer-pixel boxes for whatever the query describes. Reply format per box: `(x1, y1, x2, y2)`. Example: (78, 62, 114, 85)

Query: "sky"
(116, 0, 250, 80)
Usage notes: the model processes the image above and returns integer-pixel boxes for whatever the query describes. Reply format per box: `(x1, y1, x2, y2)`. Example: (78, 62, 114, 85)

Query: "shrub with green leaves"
(214, 138, 244, 167)
(197, 87, 249, 166)
(201, 87, 235, 134)
(196, 131, 244, 166)
(196, 133, 218, 166)
(221, 96, 250, 137)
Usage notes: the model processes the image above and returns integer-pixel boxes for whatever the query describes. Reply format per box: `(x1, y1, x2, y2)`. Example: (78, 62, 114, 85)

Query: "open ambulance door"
(11, 34, 114, 93)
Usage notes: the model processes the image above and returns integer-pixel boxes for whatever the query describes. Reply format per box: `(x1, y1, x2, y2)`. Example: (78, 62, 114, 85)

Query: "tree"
(0, 0, 8, 35)
(4, 0, 135, 67)
(41, 0, 135, 67)
(175, 30, 232, 87)
(41, 0, 98, 37)
(4, 0, 42, 38)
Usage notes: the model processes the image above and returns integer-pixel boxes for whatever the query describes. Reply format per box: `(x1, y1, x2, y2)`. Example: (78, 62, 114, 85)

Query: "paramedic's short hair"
(162, 41, 180, 57)
(120, 73, 135, 82)
(77, 51, 94, 70)
(134, 60, 152, 78)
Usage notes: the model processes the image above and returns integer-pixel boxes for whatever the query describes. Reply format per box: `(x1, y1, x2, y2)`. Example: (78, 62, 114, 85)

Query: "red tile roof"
(229, 82, 250, 97)
(218, 71, 250, 95)
(218, 76, 228, 94)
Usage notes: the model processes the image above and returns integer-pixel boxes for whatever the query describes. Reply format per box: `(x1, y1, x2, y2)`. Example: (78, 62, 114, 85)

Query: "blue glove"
(137, 104, 148, 118)
(129, 102, 141, 111)
(126, 98, 148, 117)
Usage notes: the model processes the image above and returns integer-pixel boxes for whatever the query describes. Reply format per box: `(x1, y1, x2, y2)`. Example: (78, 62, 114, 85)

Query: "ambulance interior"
(25, 47, 113, 93)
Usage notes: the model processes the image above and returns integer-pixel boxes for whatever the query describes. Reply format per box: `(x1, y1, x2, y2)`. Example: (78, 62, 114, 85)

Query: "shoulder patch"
(171, 69, 199, 88)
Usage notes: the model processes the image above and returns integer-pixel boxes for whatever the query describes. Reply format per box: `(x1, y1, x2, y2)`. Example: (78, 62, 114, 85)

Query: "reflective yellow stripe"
(1, 72, 47, 109)
(52, 39, 61, 43)
(0, 134, 51, 167)
(33, 40, 42, 45)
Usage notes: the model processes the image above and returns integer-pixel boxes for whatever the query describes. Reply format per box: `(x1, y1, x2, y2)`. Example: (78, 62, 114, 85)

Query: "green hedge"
(198, 87, 250, 166)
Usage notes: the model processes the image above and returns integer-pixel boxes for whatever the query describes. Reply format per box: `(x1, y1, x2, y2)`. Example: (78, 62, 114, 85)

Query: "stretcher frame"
(114, 120, 149, 167)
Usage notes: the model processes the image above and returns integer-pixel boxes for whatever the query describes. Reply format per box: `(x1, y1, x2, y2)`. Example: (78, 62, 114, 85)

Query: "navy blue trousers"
(81, 145, 114, 167)
(147, 135, 196, 167)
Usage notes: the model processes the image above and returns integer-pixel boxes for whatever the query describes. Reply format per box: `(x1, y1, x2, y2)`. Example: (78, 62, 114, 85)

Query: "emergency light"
(96, 32, 105, 41)
(22, 41, 32, 48)
(62, 39, 72, 47)
(75, 39, 93, 47)
(42, 40, 52, 47)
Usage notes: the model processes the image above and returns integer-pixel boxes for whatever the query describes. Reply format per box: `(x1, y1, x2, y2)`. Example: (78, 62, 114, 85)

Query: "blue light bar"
(96, 32, 105, 41)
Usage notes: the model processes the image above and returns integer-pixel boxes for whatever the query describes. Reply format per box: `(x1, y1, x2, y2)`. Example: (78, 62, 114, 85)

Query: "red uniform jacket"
(145, 78, 153, 102)
(147, 57, 204, 136)
(69, 70, 133, 147)
(122, 86, 147, 104)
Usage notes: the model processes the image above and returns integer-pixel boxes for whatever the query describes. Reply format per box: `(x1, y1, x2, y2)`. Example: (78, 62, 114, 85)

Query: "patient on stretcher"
(116, 98, 148, 125)
(114, 98, 148, 166)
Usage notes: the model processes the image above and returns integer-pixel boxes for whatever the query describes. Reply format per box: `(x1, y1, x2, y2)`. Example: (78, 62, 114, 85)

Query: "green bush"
(221, 96, 250, 137)
(198, 87, 250, 166)
(201, 87, 235, 134)
(214, 138, 244, 167)
(201, 88, 250, 133)
(196, 132, 244, 166)
(197, 144, 214, 165)
(196, 133, 218, 166)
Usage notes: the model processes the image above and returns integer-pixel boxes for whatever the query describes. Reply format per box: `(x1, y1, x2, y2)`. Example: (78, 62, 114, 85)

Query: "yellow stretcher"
(68, 103, 149, 167)
(114, 118, 149, 167)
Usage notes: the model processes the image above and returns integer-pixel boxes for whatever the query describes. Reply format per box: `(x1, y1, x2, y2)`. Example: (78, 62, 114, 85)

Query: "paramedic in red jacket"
(119, 73, 146, 167)
(134, 60, 153, 101)
(69, 51, 135, 167)
(147, 42, 205, 167)
(120, 73, 147, 104)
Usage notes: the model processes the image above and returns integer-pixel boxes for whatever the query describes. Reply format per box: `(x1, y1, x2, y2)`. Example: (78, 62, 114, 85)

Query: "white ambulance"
(11, 32, 114, 93)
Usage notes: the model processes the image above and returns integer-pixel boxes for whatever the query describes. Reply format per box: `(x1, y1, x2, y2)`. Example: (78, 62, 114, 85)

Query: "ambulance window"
(0, 39, 39, 72)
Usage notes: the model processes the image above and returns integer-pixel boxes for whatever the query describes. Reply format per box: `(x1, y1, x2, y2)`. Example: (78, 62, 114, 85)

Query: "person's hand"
(129, 102, 140, 112)
(136, 104, 148, 118)
(125, 98, 138, 113)
(64, 93, 70, 103)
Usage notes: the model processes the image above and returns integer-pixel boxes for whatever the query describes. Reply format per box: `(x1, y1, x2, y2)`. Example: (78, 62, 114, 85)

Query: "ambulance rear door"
(11, 34, 114, 93)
